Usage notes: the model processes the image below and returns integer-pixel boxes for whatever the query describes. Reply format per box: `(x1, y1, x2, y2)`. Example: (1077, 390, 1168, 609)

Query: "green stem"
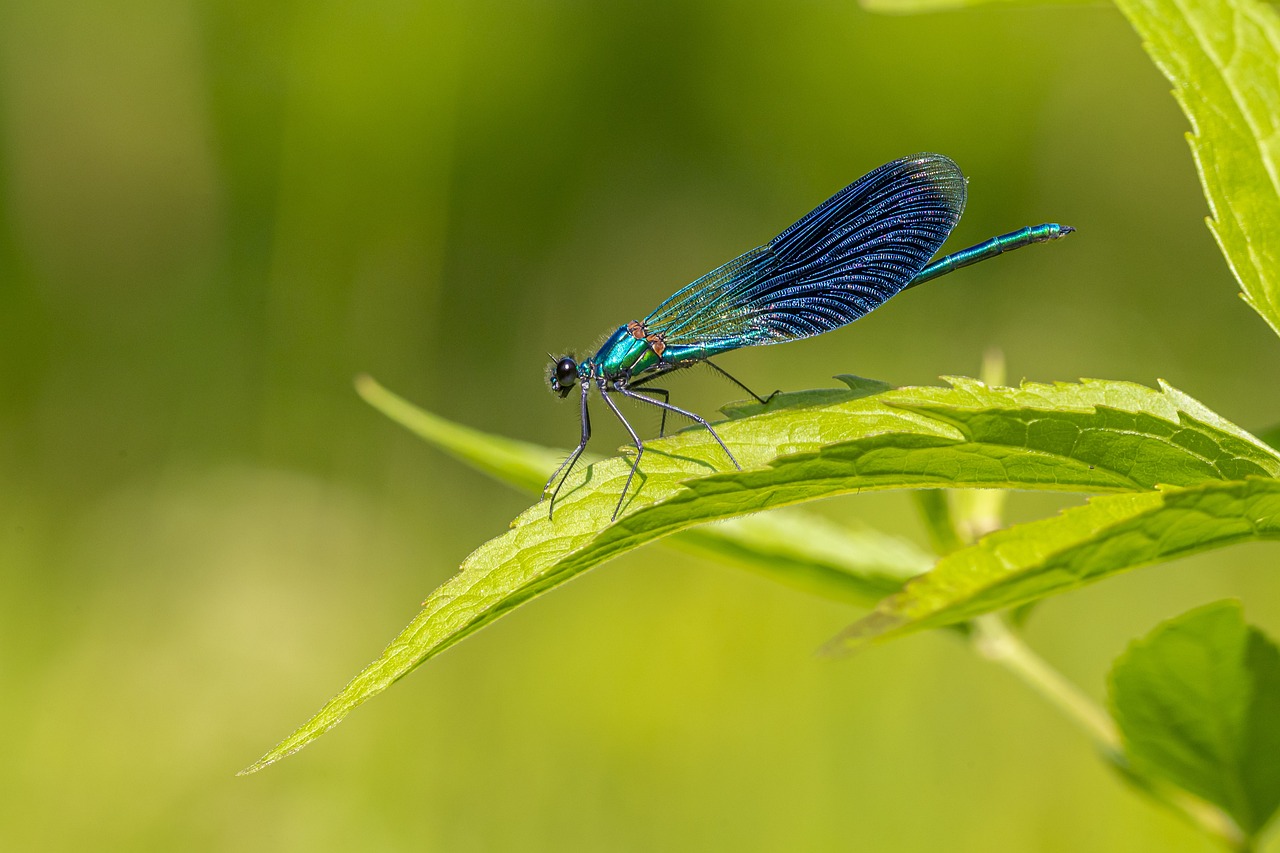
(970, 614, 1246, 851)
(911, 490, 964, 555)
(971, 614, 1119, 750)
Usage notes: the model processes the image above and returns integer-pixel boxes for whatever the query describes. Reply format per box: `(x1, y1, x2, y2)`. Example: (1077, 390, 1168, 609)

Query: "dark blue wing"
(643, 154, 966, 353)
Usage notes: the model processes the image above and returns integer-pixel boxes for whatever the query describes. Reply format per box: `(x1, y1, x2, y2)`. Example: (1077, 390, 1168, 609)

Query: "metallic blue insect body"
(546, 153, 1073, 520)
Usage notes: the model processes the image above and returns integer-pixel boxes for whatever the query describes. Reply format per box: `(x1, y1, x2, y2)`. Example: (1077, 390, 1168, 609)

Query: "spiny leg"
(702, 359, 779, 405)
(627, 363, 686, 436)
(544, 382, 592, 519)
(598, 385, 645, 521)
(620, 387, 741, 471)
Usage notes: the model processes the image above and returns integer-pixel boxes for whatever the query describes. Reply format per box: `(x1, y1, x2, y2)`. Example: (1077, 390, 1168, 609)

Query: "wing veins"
(638, 154, 966, 354)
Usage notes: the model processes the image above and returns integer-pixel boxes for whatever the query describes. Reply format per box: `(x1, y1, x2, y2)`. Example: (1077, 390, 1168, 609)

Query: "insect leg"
(627, 363, 686, 436)
(701, 360, 779, 405)
(598, 385, 644, 521)
(544, 382, 592, 519)
(619, 388, 740, 471)
(645, 388, 672, 436)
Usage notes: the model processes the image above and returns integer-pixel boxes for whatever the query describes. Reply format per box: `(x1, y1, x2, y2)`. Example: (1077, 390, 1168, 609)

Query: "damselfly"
(545, 153, 1073, 520)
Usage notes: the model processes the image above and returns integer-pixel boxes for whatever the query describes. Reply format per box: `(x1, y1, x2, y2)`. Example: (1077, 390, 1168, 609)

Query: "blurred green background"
(3, 1, 1279, 850)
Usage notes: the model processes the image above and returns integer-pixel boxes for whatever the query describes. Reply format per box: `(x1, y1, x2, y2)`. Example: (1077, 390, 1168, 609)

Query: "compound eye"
(555, 357, 578, 386)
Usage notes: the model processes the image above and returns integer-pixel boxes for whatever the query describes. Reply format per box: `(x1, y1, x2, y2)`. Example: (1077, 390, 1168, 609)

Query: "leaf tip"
(818, 610, 904, 658)
(235, 752, 280, 777)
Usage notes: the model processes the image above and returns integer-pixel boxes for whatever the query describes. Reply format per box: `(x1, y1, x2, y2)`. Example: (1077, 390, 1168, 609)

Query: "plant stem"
(911, 490, 964, 555)
(971, 614, 1119, 750)
(970, 613, 1246, 851)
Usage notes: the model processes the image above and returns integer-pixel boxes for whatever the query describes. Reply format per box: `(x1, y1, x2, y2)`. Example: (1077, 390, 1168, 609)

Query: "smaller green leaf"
(827, 478, 1280, 651)
(355, 374, 566, 493)
(1109, 601, 1280, 838)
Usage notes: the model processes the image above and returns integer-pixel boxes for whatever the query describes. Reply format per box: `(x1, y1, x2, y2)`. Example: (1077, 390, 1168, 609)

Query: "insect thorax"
(593, 323, 661, 378)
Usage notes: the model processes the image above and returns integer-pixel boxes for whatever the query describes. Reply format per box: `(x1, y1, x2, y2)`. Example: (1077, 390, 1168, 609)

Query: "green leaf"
(1109, 600, 1280, 838)
(1116, 0, 1280, 338)
(355, 375, 930, 606)
(826, 479, 1280, 652)
(355, 374, 567, 494)
(242, 377, 1278, 772)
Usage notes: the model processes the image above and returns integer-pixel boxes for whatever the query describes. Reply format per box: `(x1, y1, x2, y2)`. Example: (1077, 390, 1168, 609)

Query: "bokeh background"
(3, 1, 1278, 850)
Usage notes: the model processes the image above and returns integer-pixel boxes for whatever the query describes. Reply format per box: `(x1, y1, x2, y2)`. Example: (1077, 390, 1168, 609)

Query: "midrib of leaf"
(242, 376, 1279, 773)
(1116, 0, 1280, 336)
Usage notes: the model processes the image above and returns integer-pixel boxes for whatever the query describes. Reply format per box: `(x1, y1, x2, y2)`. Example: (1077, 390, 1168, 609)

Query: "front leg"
(543, 381, 592, 519)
